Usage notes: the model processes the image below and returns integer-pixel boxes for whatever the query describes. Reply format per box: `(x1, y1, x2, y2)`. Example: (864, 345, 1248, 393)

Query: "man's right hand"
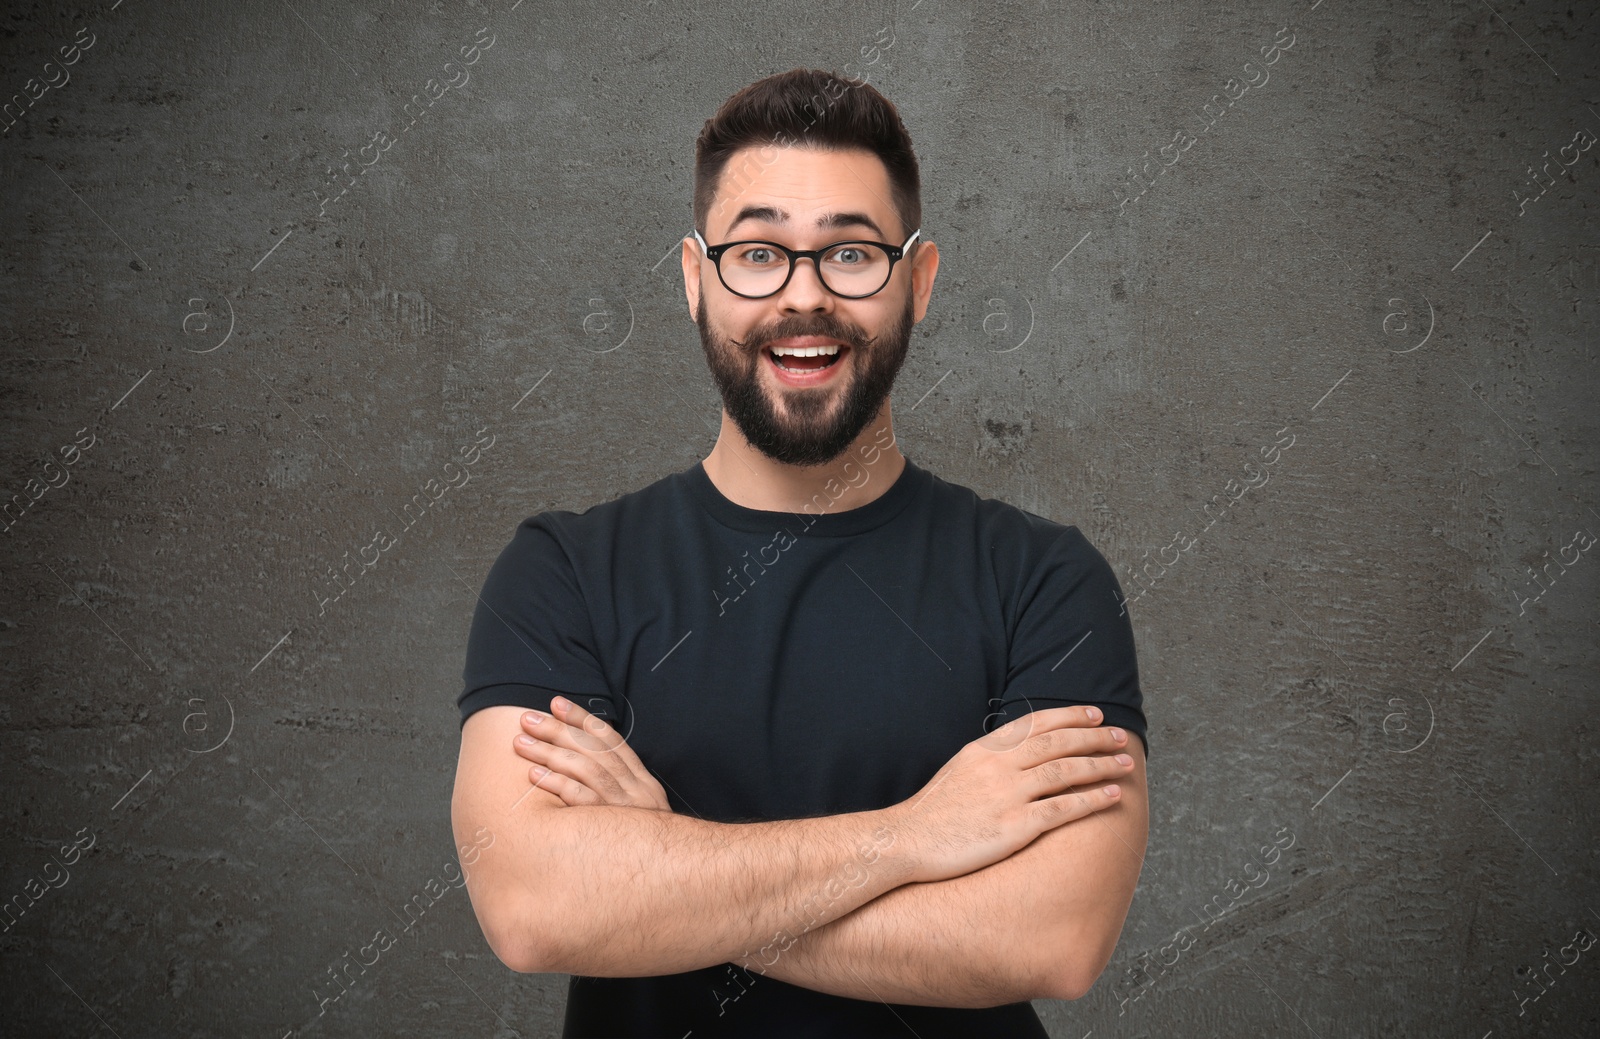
(890, 706, 1135, 884)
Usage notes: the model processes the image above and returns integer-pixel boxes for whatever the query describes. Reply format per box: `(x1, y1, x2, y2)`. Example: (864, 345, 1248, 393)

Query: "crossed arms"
(744, 737, 1147, 1005)
(450, 699, 1148, 1007)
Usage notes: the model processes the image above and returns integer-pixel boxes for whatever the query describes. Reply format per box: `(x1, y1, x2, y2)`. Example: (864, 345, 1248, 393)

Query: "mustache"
(732, 316, 876, 353)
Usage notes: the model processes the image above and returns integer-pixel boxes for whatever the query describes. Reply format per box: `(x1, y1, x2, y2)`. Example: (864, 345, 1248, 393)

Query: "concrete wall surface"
(1, 0, 1595, 1035)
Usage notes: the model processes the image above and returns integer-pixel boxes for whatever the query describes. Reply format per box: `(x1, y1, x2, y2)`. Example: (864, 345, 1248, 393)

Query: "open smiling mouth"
(766, 343, 849, 374)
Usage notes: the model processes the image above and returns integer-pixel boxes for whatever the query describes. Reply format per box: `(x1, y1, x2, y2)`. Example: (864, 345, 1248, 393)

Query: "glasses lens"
(720, 243, 793, 297)
(819, 243, 891, 296)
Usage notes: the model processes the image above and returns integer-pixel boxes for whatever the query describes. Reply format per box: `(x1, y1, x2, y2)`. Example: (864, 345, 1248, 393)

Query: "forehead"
(710, 145, 898, 240)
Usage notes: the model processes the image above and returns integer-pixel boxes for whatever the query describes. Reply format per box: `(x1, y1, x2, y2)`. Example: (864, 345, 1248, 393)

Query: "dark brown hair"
(693, 68, 922, 242)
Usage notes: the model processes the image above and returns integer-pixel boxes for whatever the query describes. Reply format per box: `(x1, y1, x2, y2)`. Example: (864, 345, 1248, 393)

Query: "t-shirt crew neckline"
(687, 452, 926, 537)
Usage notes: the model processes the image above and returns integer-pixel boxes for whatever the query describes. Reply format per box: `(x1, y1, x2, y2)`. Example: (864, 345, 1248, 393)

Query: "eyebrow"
(724, 205, 888, 241)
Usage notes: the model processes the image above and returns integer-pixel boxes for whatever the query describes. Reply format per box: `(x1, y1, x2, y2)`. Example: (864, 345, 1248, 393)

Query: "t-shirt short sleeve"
(990, 526, 1150, 758)
(457, 517, 617, 728)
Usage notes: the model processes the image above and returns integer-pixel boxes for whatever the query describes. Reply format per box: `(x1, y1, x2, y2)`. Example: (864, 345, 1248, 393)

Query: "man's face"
(685, 145, 936, 468)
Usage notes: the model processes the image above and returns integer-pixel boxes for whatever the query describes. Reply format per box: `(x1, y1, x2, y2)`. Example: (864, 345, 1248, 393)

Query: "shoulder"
(472, 468, 690, 629)
(917, 466, 1120, 617)
(921, 465, 1095, 562)
(501, 467, 690, 557)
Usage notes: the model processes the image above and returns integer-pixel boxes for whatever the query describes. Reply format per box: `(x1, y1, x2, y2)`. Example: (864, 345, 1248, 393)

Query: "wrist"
(865, 805, 924, 886)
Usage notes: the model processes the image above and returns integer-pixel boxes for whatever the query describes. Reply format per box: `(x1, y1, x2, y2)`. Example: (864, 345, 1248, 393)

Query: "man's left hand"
(512, 697, 672, 812)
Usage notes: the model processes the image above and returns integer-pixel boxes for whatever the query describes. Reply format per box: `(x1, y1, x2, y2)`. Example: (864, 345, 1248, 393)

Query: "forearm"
(497, 803, 917, 977)
(742, 844, 1052, 1008)
(747, 763, 1149, 1007)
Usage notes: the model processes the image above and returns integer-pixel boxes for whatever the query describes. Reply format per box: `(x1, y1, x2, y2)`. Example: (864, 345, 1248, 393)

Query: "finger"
(1045, 724, 1131, 758)
(513, 733, 558, 766)
(550, 697, 655, 775)
(1025, 752, 1135, 799)
(1101, 726, 1132, 752)
(520, 708, 611, 759)
(514, 737, 593, 788)
(1031, 782, 1122, 829)
(1053, 722, 1133, 762)
(547, 697, 618, 750)
(524, 703, 661, 806)
(528, 765, 602, 807)
(1024, 720, 1126, 762)
(521, 707, 573, 741)
(988, 704, 1103, 748)
(560, 744, 633, 803)
(1038, 704, 1106, 728)
(1005, 714, 1125, 768)
(515, 730, 631, 802)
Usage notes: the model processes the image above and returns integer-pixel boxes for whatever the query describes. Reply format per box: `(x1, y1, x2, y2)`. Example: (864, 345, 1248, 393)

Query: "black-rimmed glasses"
(692, 228, 921, 299)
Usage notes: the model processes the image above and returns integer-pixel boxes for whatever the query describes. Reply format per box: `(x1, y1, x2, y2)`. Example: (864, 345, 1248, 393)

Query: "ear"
(682, 235, 703, 322)
(909, 239, 940, 325)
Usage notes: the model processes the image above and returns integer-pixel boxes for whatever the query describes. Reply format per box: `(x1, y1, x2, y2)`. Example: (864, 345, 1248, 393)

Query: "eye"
(734, 245, 783, 265)
(831, 247, 867, 265)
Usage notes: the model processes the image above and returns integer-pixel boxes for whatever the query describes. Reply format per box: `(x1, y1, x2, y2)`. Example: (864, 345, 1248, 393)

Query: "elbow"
(474, 883, 556, 975)
(1040, 929, 1118, 1002)
(1042, 957, 1098, 1003)
(481, 911, 541, 974)
(486, 924, 543, 976)
(1041, 962, 1092, 1003)
(1061, 961, 1106, 1003)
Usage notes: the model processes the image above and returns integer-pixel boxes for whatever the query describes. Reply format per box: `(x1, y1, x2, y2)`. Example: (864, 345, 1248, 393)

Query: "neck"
(701, 401, 906, 514)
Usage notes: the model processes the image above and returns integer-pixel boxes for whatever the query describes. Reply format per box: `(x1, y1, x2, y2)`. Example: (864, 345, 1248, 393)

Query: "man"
(451, 68, 1149, 1037)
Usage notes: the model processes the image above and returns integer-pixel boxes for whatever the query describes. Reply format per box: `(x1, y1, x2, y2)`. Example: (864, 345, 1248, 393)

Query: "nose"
(775, 255, 833, 314)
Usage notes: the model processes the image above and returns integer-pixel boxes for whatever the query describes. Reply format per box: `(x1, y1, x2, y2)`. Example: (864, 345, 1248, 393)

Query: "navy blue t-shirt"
(459, 453, 1148, 1038)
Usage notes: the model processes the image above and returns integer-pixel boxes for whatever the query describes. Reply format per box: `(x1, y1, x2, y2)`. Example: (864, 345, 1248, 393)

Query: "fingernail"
(516, 735, 533, 747)
(551, 697, 568, 710)
(1103, 785, 1121, 796)
(526, 711, 544, 725)
(531, 766, 548, 779)
(1111, 728, 1125, 741)
(1087, 707, 1101, 721)
(1115, 754, 1132, 765)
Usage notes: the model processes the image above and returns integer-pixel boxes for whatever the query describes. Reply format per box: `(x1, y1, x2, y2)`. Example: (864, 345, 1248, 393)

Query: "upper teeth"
(770, 344, 841, 357)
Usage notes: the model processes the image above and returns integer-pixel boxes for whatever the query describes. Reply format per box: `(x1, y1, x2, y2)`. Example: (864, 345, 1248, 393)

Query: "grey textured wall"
(2, 0, 1596, 1035)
